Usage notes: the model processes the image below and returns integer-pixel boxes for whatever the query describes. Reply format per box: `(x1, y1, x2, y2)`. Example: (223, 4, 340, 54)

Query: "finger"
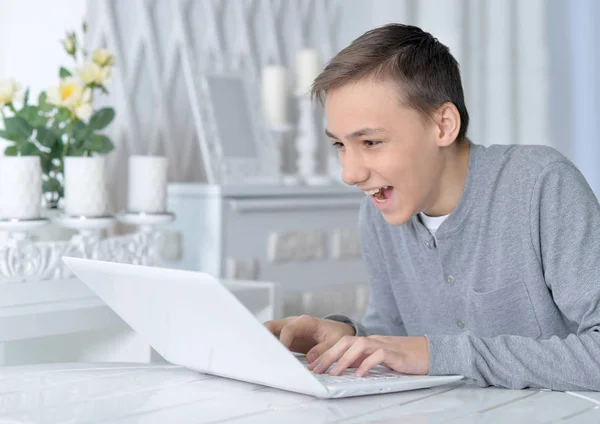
(264, 316, 297, 337)
(278, 324, 299, 349)
(306, 341, 335, 364)
(329, 338, 380, 376)
(279, 316, 316, 349)
(311, 336, 357, 374)
(355, 349, 387, 377)
(367, 334, 386, 341)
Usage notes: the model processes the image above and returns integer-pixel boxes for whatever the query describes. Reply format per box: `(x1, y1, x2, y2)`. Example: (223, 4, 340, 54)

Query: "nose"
(341, 151, 369, 187)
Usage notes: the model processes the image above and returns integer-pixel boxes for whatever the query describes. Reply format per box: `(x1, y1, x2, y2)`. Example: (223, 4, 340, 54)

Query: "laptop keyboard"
(296, 356, 409, 384)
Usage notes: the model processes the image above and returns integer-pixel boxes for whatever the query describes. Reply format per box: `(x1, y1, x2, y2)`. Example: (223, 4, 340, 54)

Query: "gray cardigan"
(328, 143, 600, 391)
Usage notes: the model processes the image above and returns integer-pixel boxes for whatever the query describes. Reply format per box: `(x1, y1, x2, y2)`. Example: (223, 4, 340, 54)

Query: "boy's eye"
(331, 141, 344, 149)
(364, 140, 381, 147)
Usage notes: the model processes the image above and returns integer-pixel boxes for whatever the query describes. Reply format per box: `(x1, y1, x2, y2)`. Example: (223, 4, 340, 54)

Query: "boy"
(265, 23, 600, 391)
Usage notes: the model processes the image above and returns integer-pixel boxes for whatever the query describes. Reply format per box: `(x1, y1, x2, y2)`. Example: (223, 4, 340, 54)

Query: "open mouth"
(366, 186, 394, 204)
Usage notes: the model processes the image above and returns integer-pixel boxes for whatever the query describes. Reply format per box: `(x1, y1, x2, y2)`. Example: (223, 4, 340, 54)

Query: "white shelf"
(167, 182, 364, 198)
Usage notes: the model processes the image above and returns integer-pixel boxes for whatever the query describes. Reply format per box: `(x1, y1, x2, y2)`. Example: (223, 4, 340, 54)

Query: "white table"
(0, 363, 597, 423)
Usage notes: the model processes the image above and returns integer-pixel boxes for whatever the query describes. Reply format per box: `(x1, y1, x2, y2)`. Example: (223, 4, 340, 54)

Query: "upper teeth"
(365, 186, 389, 196)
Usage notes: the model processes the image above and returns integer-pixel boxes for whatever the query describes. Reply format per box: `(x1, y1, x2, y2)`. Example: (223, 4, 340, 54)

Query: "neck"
(422, 141, 471, 217)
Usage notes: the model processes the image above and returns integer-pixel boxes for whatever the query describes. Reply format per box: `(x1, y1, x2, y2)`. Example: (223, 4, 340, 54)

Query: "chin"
(380, 210, 413, 226)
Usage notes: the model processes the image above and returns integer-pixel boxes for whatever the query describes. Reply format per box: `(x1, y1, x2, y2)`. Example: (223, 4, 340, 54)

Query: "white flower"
(100, 66, 112, 85)
(47, 77, 93, 121)
(91, 48, 115, 67)
(47, 76, 86, 107)
(63, 34, 76, 56)
(74, 89, 93, 120)
(76, 61, 111, 86)
(0, 79, 22, 107)
(75, 102, 93, 121)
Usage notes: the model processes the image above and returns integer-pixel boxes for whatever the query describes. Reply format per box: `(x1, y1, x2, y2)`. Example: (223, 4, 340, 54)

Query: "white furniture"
(164, 183, 368, 318)
(0, 276, 280, 366)
(0, 363, 598, 422)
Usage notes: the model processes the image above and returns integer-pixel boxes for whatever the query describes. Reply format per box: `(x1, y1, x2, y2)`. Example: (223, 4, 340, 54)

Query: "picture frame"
(188, 71, 280, 185)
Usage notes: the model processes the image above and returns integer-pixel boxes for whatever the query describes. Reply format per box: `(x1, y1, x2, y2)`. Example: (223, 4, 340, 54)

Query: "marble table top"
(0, 362, 598, 423)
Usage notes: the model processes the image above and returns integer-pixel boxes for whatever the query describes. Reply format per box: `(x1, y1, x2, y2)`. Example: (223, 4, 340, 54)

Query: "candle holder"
(0, 217, 51, 283)
(117, 211, 175, 230)
(53, 214, 117, 260)
(0, 217, 50, 237)
(53, 214, 116, 234)
(269, 123, 297, 185)
(116, 211, 175, 266)
(293, 90, 331, 186)
(0, 212, 177, 283)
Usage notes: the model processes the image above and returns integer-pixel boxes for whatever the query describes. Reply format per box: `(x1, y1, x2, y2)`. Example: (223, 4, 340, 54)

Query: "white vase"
(0, 156, 42, 219)
(64, 156, 108, 216)
(127, 155, 168, 213)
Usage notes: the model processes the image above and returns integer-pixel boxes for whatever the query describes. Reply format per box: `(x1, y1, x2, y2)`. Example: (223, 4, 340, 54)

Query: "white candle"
(64, 156, 108, 216)
(127, 155, 168, 213)
(0, 156, 42, 219)
(296, 48, 323, 94)
(261, 65, 288, 127)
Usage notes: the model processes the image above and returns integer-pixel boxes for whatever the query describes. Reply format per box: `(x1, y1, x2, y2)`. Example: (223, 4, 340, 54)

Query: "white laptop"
(62, 257, 463, 398)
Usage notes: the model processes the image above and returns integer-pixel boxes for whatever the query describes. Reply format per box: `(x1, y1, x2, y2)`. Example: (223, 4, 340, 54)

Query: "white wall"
(0, 0, 86, 100)
(339, 0, 550, 149)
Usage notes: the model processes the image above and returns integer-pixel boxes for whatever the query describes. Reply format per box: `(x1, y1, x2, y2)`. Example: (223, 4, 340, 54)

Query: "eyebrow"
(325, 127, 386, 140)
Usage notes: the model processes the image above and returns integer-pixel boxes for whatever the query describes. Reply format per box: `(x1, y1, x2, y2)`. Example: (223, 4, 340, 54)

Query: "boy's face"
(325, 79, 447, 225)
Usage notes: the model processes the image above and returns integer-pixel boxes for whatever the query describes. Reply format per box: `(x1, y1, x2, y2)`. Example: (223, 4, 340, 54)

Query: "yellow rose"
(47, 77, 86, 107)
(91, 48, 115, 67)
(63, 33, 77, 56)
(76, 62, 110, 86)
(75, 102, 93, 121)
(0, 79, 22, 107)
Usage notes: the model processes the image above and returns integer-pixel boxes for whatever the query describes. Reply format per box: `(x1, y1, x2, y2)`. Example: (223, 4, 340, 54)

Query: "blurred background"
(0, 0, 598, 360)
(3, 0, 597, 191)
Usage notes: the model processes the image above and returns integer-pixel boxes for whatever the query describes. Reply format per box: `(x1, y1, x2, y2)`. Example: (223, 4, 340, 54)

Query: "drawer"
(223, 195, 368, 292)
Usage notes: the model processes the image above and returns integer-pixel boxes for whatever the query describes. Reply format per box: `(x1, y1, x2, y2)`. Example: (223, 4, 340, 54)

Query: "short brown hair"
(312, 24, 469, 142)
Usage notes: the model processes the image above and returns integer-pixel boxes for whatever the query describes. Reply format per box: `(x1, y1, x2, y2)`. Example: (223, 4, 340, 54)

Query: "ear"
(434, 102, 461, 147)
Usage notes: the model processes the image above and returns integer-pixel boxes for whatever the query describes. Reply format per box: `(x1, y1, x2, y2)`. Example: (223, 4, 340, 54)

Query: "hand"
(264, 315, 356, 362)
(307, 335, 430, 377)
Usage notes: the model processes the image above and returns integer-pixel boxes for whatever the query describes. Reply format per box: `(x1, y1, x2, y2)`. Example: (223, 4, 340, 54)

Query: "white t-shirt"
(418, 212, 450, 237)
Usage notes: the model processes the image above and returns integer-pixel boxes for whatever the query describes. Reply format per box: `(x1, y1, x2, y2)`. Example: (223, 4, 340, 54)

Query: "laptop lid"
(62, 257, 327, 397)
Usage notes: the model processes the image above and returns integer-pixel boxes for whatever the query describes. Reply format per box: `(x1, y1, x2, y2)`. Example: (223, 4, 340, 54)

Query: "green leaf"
(19, 142, 40, 156)
(83, 134, 114, 154)
(88, 108, 115, 130)
(72, 120, 92, 141)
(38, 92, 54, 112)
(39, 153, 52, 173)
(23, 88, 30, 106)
(70, 136, 84, 149)
(55, 107, 71, 122)
(18, 105, 47, 127)
(59, 67, 72, 78)
(68, 146, 86, 156)
(50, 138, 64, 158)
(43, 177, 62, 193)
(35, 126, 56, 148)
(4, 145, 17, 156)
(18, 105, 38, 121)
(0, 129, 23, 142)
(4, 117, 33, 139)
